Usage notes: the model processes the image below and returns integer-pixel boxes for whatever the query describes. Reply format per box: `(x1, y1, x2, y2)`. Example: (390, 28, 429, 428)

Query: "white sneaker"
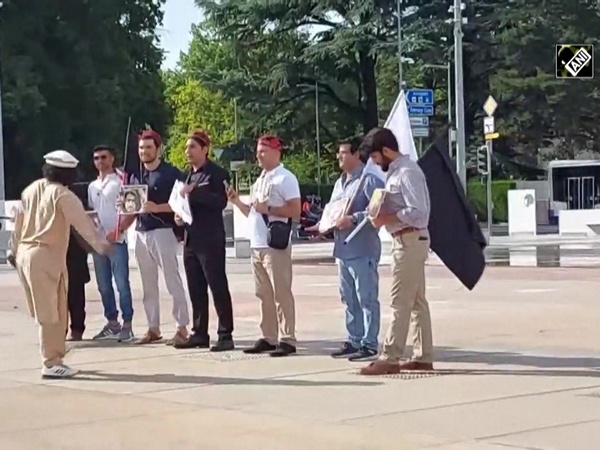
(41, 364, 79, 379)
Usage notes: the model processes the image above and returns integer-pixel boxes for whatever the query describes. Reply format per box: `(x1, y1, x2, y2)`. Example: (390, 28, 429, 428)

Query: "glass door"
(581, 176, 595, 209)
(567, 177, 581, 209)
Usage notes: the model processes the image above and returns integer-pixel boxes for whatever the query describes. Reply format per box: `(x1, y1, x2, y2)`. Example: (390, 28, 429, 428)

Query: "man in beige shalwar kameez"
(9, 150, 111, 379)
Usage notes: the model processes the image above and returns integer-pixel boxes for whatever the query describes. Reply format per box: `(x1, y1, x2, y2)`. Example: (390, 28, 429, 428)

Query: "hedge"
(467, 179, 516, 223)
(301, 180, 516, 223)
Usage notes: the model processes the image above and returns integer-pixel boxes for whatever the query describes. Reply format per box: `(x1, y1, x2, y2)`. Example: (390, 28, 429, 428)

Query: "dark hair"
(139, 130, 162, 148)
(42, 163, 77, 186)
(189, 135, 208, 147)
(358, 127, 399, 161)
(338, 136, 363, 154)
(93, 145, 115, 154)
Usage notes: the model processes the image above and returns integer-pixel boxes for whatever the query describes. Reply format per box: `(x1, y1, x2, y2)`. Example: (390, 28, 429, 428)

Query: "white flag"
(384, 90, 418, 161)
(363, 90, 418, 182)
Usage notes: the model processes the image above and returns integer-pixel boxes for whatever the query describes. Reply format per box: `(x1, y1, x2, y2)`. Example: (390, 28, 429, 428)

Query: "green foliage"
(0, 0, 168, 197)
(282, 148, 339, 185)
(467, 180, 517, 223)
(300, 184, 335, 202)
(163, 75, 235, 169)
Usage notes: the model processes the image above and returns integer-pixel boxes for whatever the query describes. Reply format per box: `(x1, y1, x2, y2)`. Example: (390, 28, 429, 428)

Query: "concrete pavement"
(0, 262, 599, 449)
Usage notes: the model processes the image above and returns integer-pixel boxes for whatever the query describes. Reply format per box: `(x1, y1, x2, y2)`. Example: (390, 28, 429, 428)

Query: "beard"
(380, 155, 394, 172)
(139, 154, 157, 164)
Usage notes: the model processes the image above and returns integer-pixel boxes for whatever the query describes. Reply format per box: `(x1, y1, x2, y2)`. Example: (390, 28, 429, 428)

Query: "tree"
(195, 0, 405, 133)
(485, 0, 600, 158)
(0, 0, 168, 197)
(163, 75, 236, 169)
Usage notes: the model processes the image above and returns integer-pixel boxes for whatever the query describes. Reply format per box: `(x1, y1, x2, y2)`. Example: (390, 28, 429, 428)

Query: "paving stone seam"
(341, 383, 600, 422)
(0, 403, 202, 437)
(476, 418, 600, 442)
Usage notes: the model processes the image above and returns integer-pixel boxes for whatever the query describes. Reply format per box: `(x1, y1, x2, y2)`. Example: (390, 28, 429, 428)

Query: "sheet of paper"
(318, 197, 348, 233)
(168, 181, 193, 225)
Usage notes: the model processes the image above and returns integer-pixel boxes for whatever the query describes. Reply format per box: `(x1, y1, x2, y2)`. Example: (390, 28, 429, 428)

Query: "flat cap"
(44, 150, 79, 169)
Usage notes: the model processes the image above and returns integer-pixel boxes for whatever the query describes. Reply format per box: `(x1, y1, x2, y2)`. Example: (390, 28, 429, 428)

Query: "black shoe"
(331, 342, 359, 359)
(210, 339, 234, 352)
(173, 333, 210, 349)
(348, 347, 378, 362)
(269, 342, 297, 357)
(243, 339, 277, 354)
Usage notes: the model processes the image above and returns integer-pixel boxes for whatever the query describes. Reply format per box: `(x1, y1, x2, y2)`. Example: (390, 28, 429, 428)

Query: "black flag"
(418, 132, 486, 290)
(123, 126, 141, 177)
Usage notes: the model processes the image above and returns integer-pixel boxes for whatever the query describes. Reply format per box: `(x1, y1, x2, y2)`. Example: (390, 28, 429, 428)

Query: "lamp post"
(315, 81, 321, 196)
(452, 0, 467, 189)
(397, 0, 403, 90)
(0, 2, 6, 262)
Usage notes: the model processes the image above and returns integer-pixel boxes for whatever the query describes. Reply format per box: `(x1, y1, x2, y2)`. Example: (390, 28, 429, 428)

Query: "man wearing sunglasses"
(87, 145, 135, 342)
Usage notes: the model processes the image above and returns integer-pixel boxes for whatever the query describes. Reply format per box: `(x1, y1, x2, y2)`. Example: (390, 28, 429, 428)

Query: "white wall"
(559, 209, 600, 236)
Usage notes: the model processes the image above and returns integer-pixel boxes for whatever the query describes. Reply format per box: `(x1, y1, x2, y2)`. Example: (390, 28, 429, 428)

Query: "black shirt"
(128, 161, 182, 232)
(183, 160, 230, 249)
(67, 229, 91, 284)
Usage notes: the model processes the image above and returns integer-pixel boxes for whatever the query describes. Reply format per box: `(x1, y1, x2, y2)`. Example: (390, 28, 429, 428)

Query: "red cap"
(189, 130, 211, 147)
(139, 130, 162, 148)
(257, 135, 282, 151)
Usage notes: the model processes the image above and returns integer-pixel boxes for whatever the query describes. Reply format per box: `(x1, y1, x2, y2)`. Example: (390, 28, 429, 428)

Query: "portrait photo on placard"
(118, 185, 148, 214)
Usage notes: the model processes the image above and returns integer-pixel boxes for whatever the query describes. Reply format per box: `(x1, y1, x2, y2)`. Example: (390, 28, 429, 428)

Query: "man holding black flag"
(357, 127, 434, 375)
(173, 130, 235, 352)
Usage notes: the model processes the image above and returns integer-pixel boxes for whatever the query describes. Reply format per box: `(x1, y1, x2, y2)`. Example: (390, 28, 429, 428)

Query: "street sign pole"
(482, 95, 498, 243)
(486, 138, 493, 243)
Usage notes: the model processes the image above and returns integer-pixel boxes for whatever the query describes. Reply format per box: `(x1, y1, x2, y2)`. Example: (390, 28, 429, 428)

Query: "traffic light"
(476, 145, 488, 174)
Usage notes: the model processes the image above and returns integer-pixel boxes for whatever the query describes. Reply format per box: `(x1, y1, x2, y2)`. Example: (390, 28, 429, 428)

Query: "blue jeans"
(337, 257, 380, 350)
(92, 242, 134, 322)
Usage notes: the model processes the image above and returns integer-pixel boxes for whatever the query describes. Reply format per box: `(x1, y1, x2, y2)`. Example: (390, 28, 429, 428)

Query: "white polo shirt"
(87, 173, 125, 243)
(248, 164, 300, 249)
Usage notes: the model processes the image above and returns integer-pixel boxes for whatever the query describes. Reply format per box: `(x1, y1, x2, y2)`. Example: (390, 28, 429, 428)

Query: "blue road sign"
(407, 105, 434, 116)
(406, 89, 434, 105)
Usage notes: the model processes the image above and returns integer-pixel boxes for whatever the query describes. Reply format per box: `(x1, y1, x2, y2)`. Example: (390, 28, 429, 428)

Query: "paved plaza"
(0, 256, 599, 449)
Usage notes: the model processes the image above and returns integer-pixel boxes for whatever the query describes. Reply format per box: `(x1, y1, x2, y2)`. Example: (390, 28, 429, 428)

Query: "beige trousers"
(16, 247, 68, 368)
(251, 247, 296, 344)
(380, 231, 433, 363)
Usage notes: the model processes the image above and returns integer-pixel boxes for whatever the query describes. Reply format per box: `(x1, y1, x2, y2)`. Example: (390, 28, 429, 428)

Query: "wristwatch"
(267, 205, 272, 213)
(351, 216, 358, 225)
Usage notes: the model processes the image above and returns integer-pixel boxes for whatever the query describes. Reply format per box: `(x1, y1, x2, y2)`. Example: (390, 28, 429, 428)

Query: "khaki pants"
(251, 247, 296, 344)
(17, 247, 68, 368)
(381, 231, 433, 363)
(134, 229, 190, 330)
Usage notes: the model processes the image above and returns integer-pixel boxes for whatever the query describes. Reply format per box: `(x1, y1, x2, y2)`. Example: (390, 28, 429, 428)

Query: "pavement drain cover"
(177, 351, 270, 362)
(353, 371, 447, 380)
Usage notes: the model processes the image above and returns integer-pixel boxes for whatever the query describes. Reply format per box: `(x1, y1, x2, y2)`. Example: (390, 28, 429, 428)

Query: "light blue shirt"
(331, 165, 385, 261)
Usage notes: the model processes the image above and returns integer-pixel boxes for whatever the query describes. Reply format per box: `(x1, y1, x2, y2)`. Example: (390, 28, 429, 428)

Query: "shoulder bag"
(262, 215, 292, 250)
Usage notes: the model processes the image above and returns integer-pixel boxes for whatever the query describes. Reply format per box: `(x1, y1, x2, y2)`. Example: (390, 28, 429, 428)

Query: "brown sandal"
(134, 329, 162, 345)
(165, 329, 188, 346)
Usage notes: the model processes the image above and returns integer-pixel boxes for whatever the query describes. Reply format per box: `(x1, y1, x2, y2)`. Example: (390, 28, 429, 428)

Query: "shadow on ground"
(74, 370, 383, 387)
(435, 346, 600, 378)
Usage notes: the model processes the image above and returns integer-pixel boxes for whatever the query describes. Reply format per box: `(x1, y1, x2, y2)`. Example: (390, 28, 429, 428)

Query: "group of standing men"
(9, 126, 435, 380)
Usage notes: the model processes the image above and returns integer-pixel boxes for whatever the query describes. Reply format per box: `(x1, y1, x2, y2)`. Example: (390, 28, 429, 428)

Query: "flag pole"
(115, 116, 132, 237)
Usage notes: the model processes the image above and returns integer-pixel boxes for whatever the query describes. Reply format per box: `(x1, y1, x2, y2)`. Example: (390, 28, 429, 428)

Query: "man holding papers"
(357, 127, 434, 375)
(316, 138, 384, 361)
(174, 131, 235, 352)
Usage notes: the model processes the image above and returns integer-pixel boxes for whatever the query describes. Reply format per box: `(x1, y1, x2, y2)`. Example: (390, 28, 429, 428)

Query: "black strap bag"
(262, 215, 292, 250)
